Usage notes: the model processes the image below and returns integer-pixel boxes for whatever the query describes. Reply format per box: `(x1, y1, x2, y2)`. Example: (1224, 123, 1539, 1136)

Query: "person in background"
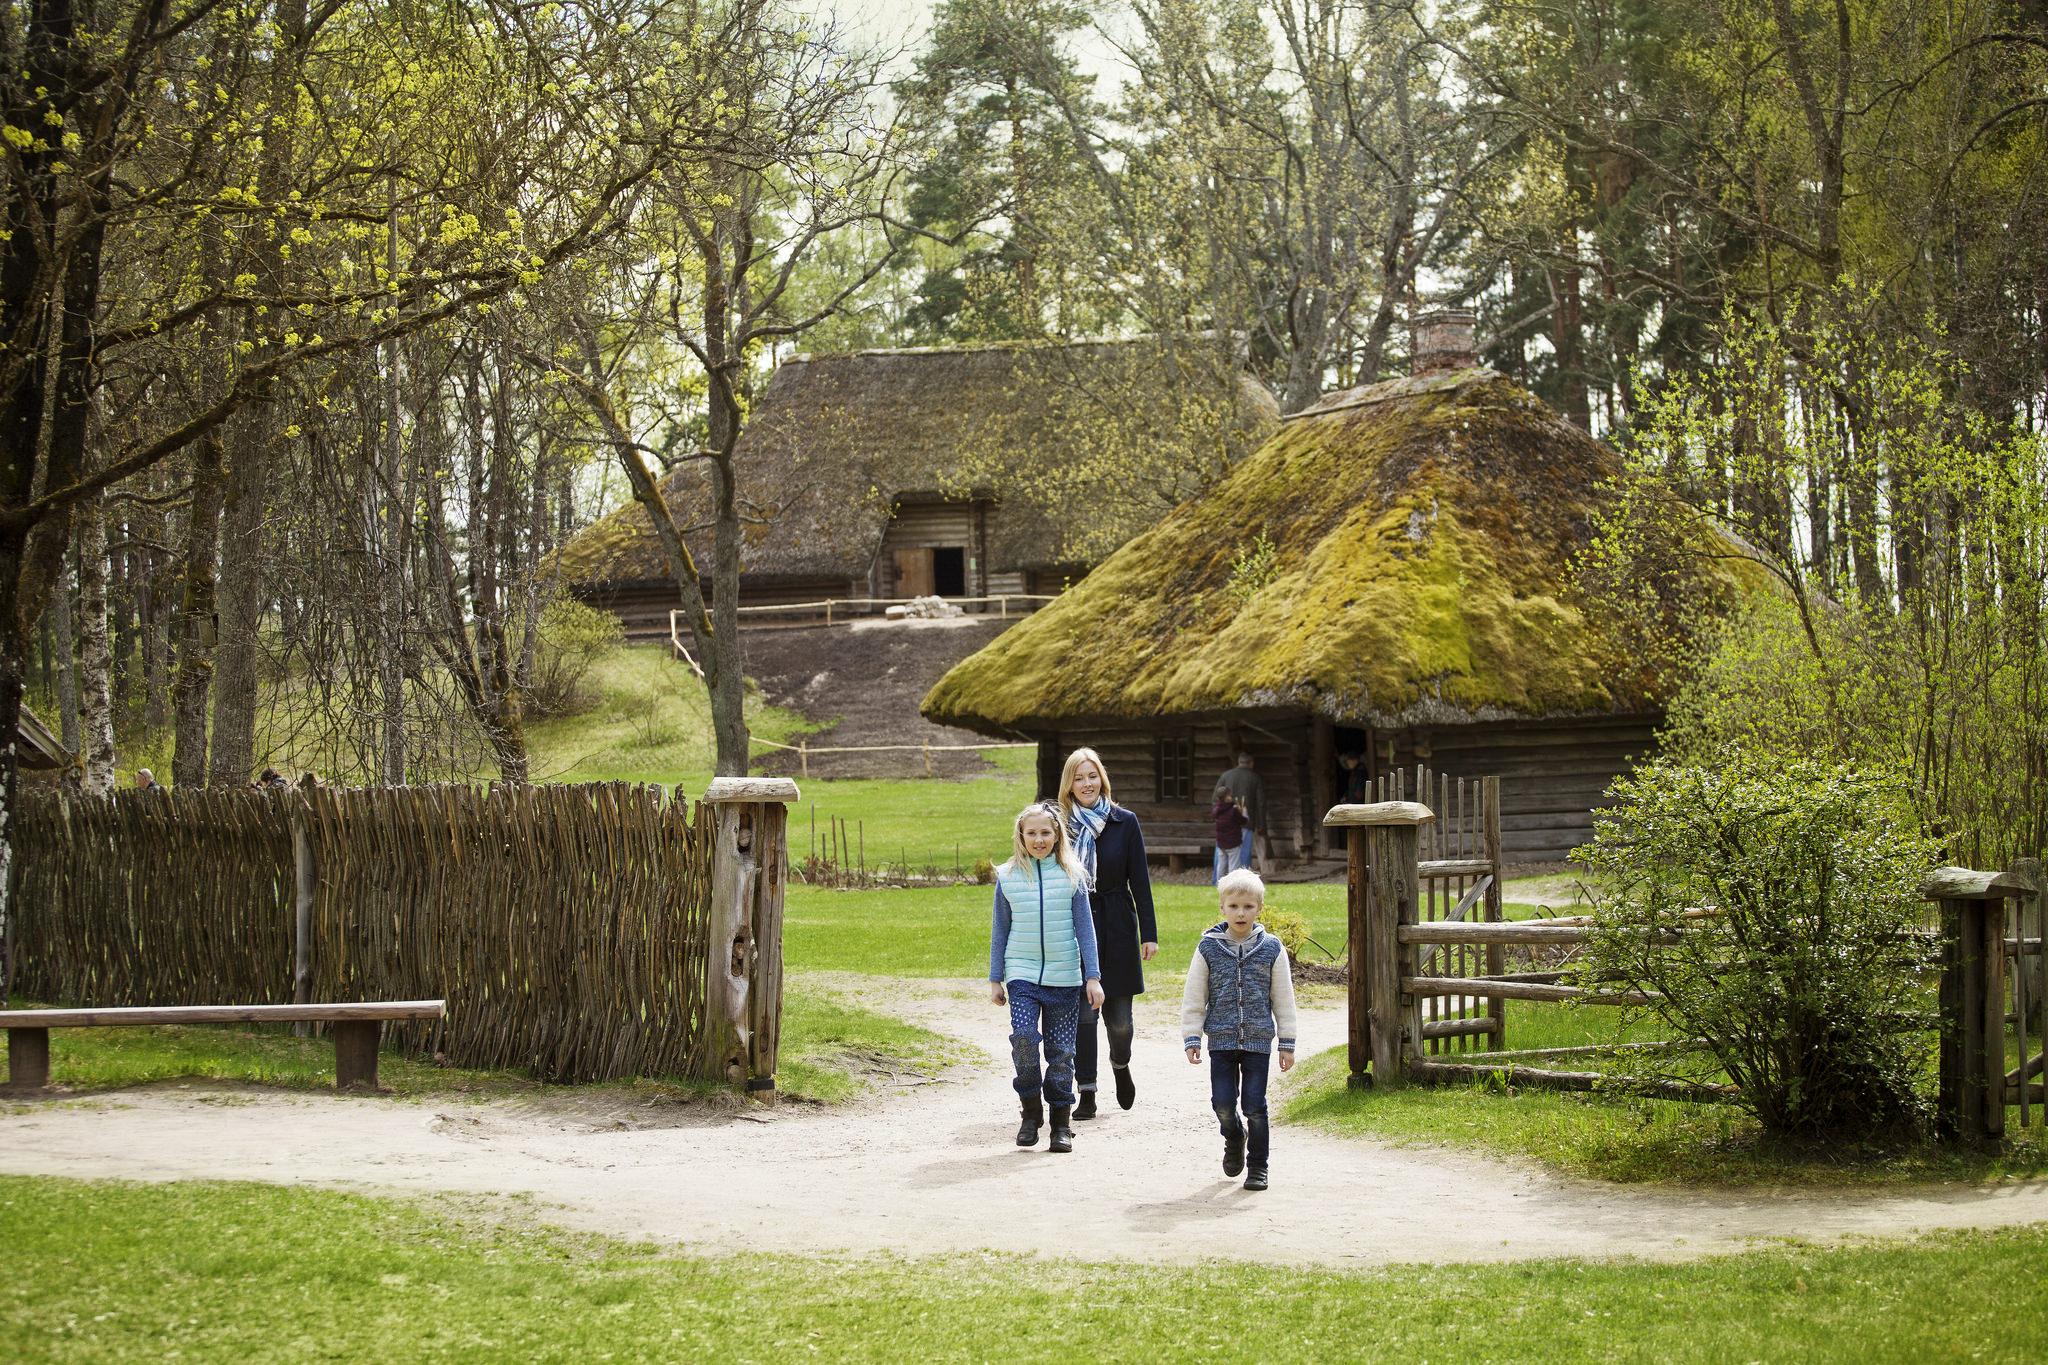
(1215, 752, 1265, 870)
(1211, 789, 1249, 882)
(133, 768, 163, 794)
(1339, 751, 1369, 804)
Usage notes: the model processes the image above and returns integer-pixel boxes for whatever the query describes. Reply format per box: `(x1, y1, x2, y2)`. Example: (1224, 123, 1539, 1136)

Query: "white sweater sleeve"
(1271, 944, 1299, 1051)
(1180, 947, 1209, 1049)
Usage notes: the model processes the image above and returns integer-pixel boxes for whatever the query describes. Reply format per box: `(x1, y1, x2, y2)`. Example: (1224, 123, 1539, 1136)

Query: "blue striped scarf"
(1068, 798, 1110, 889)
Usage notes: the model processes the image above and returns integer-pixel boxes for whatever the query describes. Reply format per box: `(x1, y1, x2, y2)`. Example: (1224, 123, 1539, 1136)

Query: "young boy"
(1180, 868, 1298, 1191)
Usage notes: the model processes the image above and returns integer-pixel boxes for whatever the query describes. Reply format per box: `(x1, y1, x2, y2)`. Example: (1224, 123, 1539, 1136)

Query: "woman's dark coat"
(1087, 804, 1159, 997)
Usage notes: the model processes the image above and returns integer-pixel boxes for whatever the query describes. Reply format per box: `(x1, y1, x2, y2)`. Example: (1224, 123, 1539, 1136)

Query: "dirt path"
(4, 980, 2045, 1267)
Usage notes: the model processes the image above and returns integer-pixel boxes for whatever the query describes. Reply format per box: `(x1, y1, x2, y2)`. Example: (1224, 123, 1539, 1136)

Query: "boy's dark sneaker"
(1048, 1106, 1075, 1153)
(1074, 1091, 1097, 1120)
(1244, 1166, 1269, 1192)
(1216, 1107, 1245, 1177)
(1016, 1096, 1043, 1148)
(1113, 1066, 1136, 1110)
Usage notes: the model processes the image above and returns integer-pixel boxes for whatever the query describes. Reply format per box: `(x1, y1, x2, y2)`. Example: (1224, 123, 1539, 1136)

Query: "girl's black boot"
(1048, 1106, 1075, 1153)
(1016, 1095, 1043, 1147)
(1074, 1090, 1097, 1120)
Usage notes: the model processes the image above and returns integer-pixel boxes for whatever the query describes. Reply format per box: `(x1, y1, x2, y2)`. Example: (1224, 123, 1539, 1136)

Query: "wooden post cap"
(1921, 865, 2038, 901)
(1323, 801, 1435, 828)
(703, 777, 801, 804)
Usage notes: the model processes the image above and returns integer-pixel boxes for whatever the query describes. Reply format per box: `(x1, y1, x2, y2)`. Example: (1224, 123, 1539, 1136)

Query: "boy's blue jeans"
(1210, 1048, 1271, 1168)
(1007, 980, 1081, 1106)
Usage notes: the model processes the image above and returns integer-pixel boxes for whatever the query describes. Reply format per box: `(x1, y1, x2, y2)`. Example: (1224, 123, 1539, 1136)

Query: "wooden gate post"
(1325, 800, 1434, 1089)
(701, 776, 799, 1101)
(1927, 864, 2039, 1143)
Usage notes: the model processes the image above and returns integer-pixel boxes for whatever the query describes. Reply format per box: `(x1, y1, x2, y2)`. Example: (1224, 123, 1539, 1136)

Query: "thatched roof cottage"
(922, 321, 1729, 866)
(556, 338, 1278, 640)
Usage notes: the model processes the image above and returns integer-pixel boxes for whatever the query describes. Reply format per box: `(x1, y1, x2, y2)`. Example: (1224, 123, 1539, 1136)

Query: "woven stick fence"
(8, 782, 753, 1084)
(13, 790, 297, 1009)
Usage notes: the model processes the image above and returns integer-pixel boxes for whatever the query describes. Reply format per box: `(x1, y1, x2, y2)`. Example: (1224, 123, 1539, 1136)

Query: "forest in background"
(2, 0, 2044, 868)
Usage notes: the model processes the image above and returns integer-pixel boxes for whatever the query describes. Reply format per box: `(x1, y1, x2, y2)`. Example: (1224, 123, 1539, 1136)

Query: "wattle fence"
(8, 780, 794, 1089)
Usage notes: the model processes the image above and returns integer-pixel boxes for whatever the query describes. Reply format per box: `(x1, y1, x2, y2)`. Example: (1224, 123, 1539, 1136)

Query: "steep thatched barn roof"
(922, 369, 1728, 734)
(555, 338, 1279, 589)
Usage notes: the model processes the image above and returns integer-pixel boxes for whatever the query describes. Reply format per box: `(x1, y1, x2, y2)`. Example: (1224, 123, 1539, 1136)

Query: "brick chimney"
(1411, 307, 1478, 375)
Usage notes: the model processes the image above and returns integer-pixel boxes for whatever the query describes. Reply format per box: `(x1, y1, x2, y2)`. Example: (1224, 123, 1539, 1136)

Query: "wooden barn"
(556, 338, 1278, 641)
(921, 332, 1738, 868)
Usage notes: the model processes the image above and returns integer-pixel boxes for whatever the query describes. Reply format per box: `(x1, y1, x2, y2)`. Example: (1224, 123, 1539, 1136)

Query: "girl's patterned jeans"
(1006, 980, 1082, 1106)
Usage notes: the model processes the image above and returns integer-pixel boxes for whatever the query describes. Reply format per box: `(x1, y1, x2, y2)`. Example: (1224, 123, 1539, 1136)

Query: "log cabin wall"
(1383, 715, 1659, 865)
(1043, 712, 1315, 864)
(1041, 711, 1658, 869)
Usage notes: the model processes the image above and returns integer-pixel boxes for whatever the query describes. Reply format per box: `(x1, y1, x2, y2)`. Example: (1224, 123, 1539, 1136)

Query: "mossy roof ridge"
(553, 339, 1278, 589)
(922, 371, 1674, 733)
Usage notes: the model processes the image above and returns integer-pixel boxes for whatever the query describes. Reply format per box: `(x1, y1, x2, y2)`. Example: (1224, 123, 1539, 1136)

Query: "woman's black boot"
(1016, 1095, 1043, 1147)
(1048, 1106, 1075, 1153)
(1113, 1065, 1136, 1110)
(1074, 1090, 1097, 1120)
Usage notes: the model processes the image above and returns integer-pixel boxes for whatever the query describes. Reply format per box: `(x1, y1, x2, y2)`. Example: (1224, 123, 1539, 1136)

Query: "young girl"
(989, 801, 1104, 1153)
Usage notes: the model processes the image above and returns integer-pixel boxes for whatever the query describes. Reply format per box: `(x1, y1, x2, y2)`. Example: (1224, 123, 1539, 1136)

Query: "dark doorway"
(933, 546, 967, 596)
(1335, 725, 1371, 805)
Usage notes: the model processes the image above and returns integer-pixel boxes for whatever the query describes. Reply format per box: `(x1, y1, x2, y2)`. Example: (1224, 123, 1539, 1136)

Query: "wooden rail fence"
(1328, 796, 2045, 1139)
(9, 778, 797, 1092)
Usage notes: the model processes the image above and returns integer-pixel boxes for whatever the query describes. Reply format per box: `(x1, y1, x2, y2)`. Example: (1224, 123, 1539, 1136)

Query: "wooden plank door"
(892, 548, 933, 597)
(893, 548, 933, 597)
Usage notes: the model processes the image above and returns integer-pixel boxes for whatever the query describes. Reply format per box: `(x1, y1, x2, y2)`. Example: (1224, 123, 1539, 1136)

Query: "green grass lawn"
(3, 1177, 2044, 1362)
(0, 977, 965, 1107)
(1284, 1036, 2048, 1186)
(784, 880, 1354, 980)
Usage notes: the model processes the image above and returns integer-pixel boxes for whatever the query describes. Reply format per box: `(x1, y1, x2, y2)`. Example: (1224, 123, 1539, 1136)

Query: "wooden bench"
(0, 1000, 447, 1093)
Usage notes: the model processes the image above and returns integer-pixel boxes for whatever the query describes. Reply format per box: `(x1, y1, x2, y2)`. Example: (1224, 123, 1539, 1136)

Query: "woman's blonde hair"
(1057, 747, 1113, 823)
(1003, 800, 1089, 885)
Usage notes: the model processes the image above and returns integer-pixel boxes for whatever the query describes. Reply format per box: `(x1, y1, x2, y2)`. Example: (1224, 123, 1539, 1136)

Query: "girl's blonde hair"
(1003, 800, 1089, 885)
(1056, 747, 1113, 823)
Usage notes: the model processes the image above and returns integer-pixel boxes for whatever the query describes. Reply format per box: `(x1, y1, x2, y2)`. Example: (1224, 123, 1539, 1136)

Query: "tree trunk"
(209, 413, 276, 786)
(76, 495, 116, 793)
(170, 437, 228, 786)
(0, 551, 24, 1002)
(140, 543, 169, 731)
(51, 545, 77, 753)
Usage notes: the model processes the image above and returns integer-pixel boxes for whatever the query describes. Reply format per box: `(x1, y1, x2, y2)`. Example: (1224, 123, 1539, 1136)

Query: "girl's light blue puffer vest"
(997, 858, 1083, 987)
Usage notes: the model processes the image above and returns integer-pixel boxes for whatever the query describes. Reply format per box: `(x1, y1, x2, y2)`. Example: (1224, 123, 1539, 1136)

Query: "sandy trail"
(3, 978, 2045, 1267)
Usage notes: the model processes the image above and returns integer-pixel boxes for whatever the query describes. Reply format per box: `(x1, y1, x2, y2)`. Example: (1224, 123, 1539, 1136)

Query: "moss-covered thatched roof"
(922, 369, 1707, 733)
(555, 338, 1278, 589)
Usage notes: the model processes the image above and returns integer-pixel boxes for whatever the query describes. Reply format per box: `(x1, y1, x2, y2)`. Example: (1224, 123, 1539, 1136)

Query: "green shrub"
(971, 857, 996, 885)
(1263, 907, 1310, 957)
(526, 598, 624, 719)
(1573, 757, 1940, 1141)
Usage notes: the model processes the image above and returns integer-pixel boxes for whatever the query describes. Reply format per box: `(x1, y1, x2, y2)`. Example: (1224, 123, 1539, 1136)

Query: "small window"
(1156, 736, 1193, 802)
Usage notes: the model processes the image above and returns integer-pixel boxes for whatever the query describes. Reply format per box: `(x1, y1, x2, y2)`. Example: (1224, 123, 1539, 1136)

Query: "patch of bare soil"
(741, 619, 1018, 779)
(7, 978, 2048, 1268)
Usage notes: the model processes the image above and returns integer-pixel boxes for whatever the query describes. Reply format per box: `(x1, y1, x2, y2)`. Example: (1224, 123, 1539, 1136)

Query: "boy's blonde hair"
(1217, 868, 1267, 904)
(1004, 800, 1089, 886)
(1056, 747, 1113, 822)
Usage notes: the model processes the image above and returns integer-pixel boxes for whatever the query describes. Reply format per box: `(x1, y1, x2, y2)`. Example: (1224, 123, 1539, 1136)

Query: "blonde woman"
(1058, 748, 1159, 1118)
(989, 801, 1105, 1153)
